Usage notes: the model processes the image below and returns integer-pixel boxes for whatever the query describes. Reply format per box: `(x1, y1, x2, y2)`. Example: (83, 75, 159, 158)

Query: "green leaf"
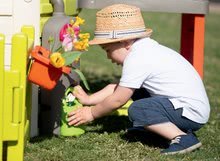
(72, 68, 90, 91)
(62, 51, 82, 66)
(54, 45, 63, 53)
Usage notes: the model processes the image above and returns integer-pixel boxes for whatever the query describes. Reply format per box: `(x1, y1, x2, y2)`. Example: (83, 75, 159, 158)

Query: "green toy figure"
(60, 87, 85, 136)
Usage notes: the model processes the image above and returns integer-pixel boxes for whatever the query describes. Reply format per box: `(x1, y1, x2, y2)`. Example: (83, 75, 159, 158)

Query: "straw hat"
(89, 4, 153, 45)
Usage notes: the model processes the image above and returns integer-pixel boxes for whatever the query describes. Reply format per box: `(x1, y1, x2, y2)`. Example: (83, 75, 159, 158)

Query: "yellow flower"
(79, 33, 90, 40)
(74, 41, 89, 51)
(73, 16, 85, 26)
(73, 41, 83, 51)
(83, 39, 89, 43)
(67, 27, 75, 35)
(50, 52, 65, 68)
(70, 19, 75, 25)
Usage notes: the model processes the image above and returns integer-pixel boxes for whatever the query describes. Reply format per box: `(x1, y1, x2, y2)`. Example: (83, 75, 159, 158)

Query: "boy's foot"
(126, 127, 146, 132)
(161, 133, 202, 155)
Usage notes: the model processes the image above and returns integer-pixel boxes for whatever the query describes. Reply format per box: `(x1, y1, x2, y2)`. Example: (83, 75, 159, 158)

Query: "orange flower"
(50, 52, 65, 68)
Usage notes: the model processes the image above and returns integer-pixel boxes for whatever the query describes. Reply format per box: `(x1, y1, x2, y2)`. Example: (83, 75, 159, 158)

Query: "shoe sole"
(162, 142, 202, 155)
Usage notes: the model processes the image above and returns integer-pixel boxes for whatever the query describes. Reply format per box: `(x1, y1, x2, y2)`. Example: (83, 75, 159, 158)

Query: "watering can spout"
(50, 0, 65, 13)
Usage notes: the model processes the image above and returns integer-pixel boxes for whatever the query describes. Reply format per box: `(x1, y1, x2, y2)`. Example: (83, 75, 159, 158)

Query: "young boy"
(67, 4, 210, 155)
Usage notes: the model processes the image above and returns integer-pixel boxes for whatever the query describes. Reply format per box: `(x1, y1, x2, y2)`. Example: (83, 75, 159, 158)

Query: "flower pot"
(28, 46, 71, 90)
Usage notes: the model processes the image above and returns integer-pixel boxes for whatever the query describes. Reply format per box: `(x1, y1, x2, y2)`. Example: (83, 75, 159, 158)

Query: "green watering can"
(60, 87, 85, 136)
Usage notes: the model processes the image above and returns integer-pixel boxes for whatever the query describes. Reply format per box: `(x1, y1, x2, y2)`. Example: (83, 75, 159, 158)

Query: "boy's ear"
(123, 40, 132, 50)
(123, 40, 135, 50)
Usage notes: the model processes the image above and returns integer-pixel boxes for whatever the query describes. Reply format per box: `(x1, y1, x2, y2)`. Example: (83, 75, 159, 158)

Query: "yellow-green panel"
(0, 34, 5, 161)
(21, 26, 35, 50)
(0, 34, 4, 94)
(40, 0, 53, 14)
(6, 32, 28, 161)
(112, 100, 132, 116)
(0, 34, 4, 91)
(3, 67, 20, 141)
(1, 26, 34, 161)
(40, 3, 53, 14)
(21, 26, 35, 42)
(40, 0, 78, 15)
(40, 0, 50, 3)
(40, 16, 51, 35)
(63, 0, 78, 16)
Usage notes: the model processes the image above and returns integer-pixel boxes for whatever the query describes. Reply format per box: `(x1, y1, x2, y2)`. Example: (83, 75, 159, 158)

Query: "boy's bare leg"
(145, 122, 186, 140)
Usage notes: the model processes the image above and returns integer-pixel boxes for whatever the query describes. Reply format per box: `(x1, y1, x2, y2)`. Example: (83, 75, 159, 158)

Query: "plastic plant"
(49, 16, 90, 90)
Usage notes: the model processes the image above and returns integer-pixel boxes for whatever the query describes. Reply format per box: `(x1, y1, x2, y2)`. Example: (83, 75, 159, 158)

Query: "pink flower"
(73, 26, 80, 37)
(59, 23, 69, 41)
(62, 35, 73, 52)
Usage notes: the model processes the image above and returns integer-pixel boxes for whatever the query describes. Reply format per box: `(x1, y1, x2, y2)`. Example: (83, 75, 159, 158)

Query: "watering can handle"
(31, 46, 51, 59)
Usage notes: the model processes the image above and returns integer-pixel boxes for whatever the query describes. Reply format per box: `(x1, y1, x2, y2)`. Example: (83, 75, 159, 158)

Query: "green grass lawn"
(24, 9, 220, 161)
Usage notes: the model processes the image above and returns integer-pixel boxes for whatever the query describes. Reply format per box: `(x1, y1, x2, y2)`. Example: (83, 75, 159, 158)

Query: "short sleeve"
(119, 51, 151, 88)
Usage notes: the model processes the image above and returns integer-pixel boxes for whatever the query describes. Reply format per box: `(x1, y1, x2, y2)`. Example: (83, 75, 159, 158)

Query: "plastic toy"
(28, 46, 71, 90)
(60, 87, 85, 136)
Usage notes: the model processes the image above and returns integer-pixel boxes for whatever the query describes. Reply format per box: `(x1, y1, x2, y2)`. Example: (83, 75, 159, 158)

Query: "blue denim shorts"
(128, 96, 203, 132)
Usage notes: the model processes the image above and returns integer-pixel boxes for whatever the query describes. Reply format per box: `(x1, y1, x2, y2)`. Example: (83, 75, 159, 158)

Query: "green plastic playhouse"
(0, 1, 77, 160)
(0, 26, 34, 161)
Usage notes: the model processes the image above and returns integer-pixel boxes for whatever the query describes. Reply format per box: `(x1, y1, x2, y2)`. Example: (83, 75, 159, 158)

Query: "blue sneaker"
(161, 133, 202, 155)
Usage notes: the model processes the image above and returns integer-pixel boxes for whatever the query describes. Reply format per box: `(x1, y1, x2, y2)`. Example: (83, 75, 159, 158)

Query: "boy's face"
(100, 41, 130, 65)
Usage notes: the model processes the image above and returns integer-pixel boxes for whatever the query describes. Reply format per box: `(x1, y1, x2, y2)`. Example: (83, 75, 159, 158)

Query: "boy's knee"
(128, 102, 139, 120)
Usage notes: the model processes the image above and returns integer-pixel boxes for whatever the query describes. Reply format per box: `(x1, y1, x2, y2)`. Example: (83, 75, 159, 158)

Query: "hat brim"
(89, 28, 153, 45)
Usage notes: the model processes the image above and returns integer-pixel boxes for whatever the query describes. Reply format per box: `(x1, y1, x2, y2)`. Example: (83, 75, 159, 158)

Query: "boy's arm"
(89, 84, 118, 105)
(91, 85, 134, 119)
(74, 84, 118, 105)
(68, 85, 134, 126)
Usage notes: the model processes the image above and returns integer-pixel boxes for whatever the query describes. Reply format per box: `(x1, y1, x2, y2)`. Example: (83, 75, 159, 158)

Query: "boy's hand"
(73, 85, 90, 105)
(67, 106, 94, 126)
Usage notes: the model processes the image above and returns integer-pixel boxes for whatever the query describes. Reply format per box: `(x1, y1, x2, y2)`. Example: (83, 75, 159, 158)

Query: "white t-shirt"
(119, 38, 210, 124)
